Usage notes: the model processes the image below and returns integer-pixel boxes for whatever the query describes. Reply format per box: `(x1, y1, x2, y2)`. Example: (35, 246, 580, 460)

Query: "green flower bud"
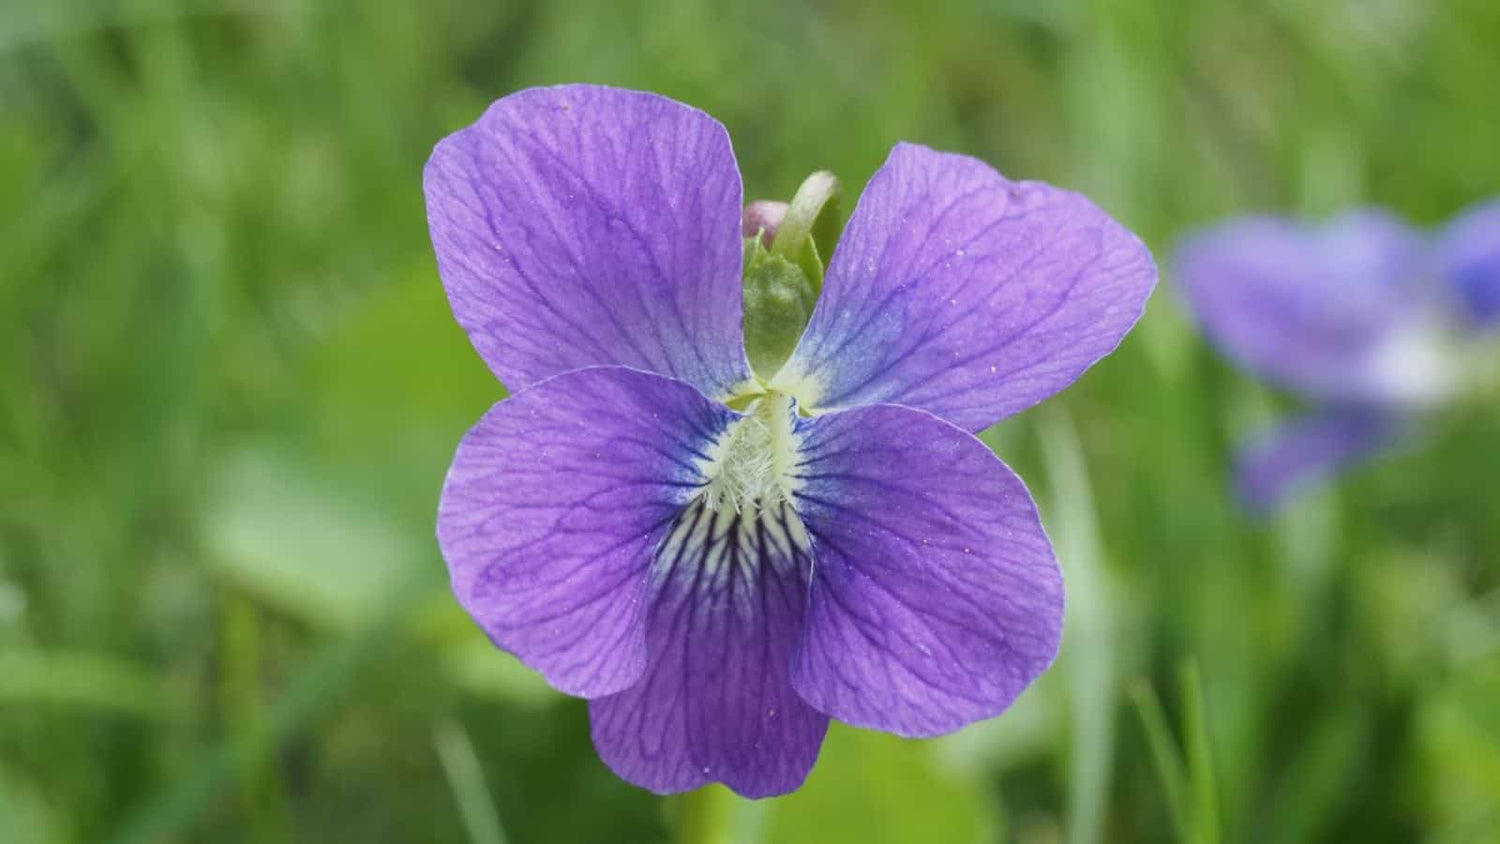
(739, 171, 842, 381)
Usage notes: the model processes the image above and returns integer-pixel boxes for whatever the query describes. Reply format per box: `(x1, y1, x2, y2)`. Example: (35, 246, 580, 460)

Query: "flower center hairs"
(662, 389, 812, 589)
(701, 391, 801, 516)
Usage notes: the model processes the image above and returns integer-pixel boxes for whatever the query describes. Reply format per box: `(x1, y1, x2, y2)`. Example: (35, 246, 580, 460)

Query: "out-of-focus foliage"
(2, 0, 1498, 841)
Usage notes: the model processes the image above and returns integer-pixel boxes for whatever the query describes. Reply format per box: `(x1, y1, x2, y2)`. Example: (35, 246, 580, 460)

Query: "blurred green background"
(3, 0, 1499, 841)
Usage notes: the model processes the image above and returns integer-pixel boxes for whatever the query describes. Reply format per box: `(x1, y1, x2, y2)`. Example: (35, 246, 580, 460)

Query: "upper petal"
(772, 142, 1156, 432)
(1434, 198, 1500, 328)
(424, 85, 753, 400)
(589, 499, 829, 798)
(1173, 210, 1433, 404)
(437, 365, 737, 698)
(787, 402, 1063, 736)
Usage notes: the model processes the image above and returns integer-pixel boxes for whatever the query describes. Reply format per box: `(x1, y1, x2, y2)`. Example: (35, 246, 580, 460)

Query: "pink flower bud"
(742, 200, 788, 247)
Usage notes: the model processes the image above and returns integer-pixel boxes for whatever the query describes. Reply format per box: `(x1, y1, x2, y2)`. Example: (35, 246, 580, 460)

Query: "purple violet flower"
(423, 84, 1156, 797)
(1174, 202, 1500, 512)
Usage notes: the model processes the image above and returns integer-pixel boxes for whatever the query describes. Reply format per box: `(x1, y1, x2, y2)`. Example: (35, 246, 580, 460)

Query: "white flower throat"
(700, 390, 801, 514)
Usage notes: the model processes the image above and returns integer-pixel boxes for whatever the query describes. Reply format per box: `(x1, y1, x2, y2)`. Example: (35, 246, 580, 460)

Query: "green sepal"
(741, 235, 818, 380)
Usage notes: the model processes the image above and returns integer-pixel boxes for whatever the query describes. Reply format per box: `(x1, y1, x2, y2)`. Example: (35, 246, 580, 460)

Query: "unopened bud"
(743, 201, 788, 247)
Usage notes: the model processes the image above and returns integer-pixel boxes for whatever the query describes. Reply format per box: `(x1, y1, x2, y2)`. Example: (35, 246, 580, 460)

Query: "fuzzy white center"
(700, 391, 800, 513)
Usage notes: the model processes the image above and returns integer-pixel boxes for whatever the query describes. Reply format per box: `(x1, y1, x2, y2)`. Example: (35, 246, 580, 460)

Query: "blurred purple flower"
(423, 84, 1156, 797)
(1435, 199, 1500, 328)
(1174, 202, 1500, 512)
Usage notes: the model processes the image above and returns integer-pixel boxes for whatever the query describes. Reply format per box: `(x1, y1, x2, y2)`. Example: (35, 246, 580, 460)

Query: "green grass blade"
(1179, 660, 1220, 844)
(105, 571, 431, 844)
(1039, 407, 1117, 844)
(0, 652, 181, 719)
(433, 717, 509, 844)
(1130, 677, 1192, 844)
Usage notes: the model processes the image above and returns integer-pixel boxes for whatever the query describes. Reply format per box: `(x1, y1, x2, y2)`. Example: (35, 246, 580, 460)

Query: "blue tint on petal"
(774, 143, 1155, 433)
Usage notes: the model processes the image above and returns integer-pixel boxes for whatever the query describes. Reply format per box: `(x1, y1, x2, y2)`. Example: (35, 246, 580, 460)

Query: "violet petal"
(589, 500, 829, 798)
(788, 402, 1063, 736)
(774, 142, 1155, 432)
(437, 365, 737, 698)
(424, 85, 753, 400)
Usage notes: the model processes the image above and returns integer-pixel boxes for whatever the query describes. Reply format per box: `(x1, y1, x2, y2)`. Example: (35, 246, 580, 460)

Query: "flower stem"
(671, 785, 737, 844)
